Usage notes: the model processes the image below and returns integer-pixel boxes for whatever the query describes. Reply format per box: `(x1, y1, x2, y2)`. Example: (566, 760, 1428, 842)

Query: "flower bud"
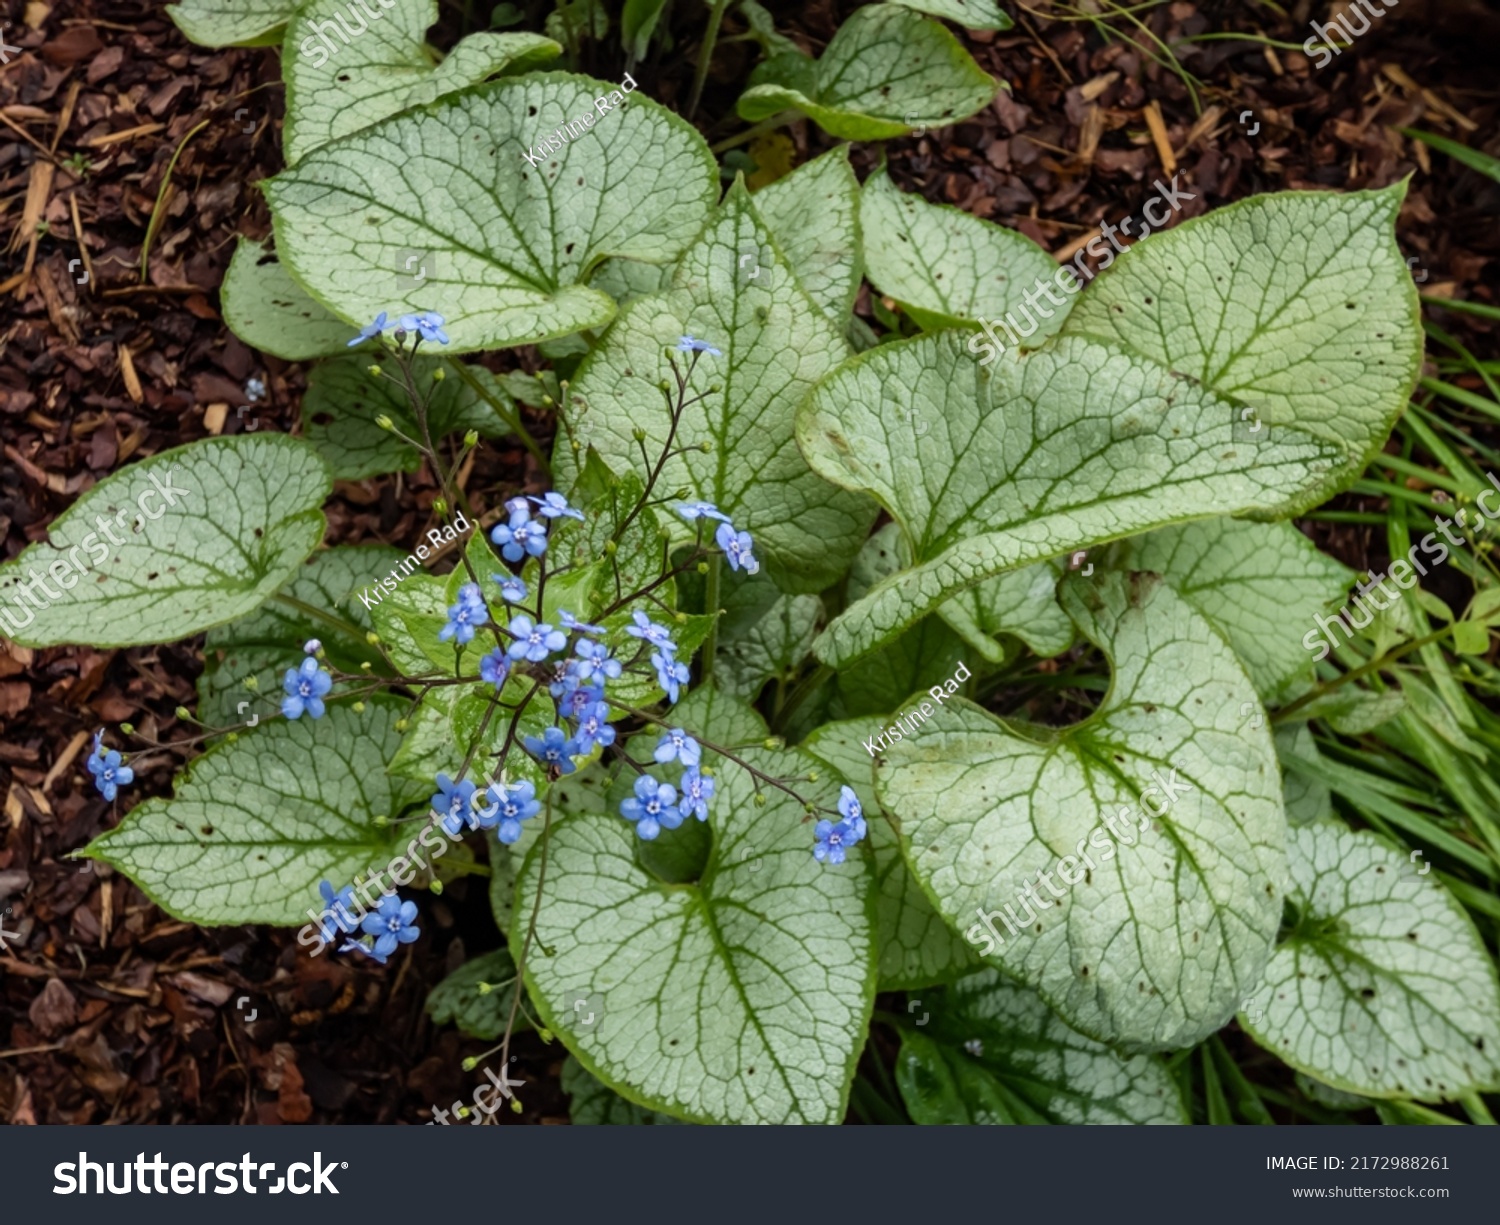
(375, 414, 395, 430)
(541, 394, 555, 407)
(120, 722, 135, 736)
(604, 540, 617, 555)
(806, 770, 820, 783)
(360, 661, 373, 671)
(395, 719, 409, 732)
(463, 429, 479, 449)
(674, 487, 692, 499)
(697, 562, 709, 574)
(352, 701, 366, 714)
(538, 1027, 554, 1044)
(462, 1056, 478, 1071)
(366, 632, 381, 645)
(510, 1097, 523, 1114)
(244, 675, 260, 692)
(762, 736, 784, 750)
(226, 731, 239, 744)
(456, 1105, 471, 1120)
(429, 878, 444, 895)
(477, 981, 493, 995)
(373, 814, 389, 827)
(754, 792, 768, 807)
(699, 441, 713, 453)
(433, 497, 448, 516)
(175, 705, 192, 722)
(633, 427, 647, 442)
(367, 365, 382, 378)
(432, 367, 446, 382)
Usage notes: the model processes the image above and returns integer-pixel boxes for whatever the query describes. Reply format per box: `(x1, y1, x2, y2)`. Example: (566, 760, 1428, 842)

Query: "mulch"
(1, 0, 1495, 1124)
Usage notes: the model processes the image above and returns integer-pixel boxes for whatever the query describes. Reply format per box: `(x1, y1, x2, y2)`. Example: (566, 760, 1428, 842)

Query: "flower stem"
(686, 0, 733, 119)
(702, 552, 721, 682)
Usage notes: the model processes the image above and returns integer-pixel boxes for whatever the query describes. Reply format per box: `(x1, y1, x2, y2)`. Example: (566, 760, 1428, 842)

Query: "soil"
(1, 0, 1495, 1124)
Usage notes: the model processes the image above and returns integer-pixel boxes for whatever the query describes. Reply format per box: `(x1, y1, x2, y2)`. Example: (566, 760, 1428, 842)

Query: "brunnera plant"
(2, 0, 1492, 1123)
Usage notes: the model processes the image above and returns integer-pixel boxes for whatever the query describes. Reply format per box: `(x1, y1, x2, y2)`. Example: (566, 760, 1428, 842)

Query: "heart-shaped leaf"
(284, 0, 561, 164)
(1242, 823, 1500, 1101)
(879, 572, 1289, 1049)
(83, 700, 424, 926)
(860, 168, 1066, 335)
(1115, 518, 1354, 701)
(559, 181, 877, 592)
(1059, 184, 1423, 514)
(799, 330, 1344, 667)
(736, 6, 998, 140)
(513, 687, 877, 1124)
(266, 72, 720, 352)
(752, 146, 862, 323)
(0, 436, 330, 649)
(222, 236, 355, 361)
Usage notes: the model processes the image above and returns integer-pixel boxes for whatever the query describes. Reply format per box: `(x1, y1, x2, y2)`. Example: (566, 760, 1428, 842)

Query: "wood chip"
(1420, 88, 1479, 133)
(1076, 103, 1104, 169)
(1143, 100, 1176, 176)
(1079, 71, 1119, 102)
(1056, 227, 1100, 263)
(117, 343, 144, 403)
(84, 122, 166, 148)
(1182, 105, 1226, 152)
(203, 402, 228, 434)
(42, 729, 90, 793)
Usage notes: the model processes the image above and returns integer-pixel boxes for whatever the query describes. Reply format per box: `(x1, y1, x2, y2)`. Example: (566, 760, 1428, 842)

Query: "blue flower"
(838, 785, 867, 842)
(562, 682, 604, 723)
(398, 311, 449, 345)
(440, 583, 488, 645)
(282, 656, 332, 720)
(653, 728, 701, 768)
(675, 501, 732, 524)
(524, 726, 579, 775)
(715, 521, 760, 575)
(813, 820, 854, 865)
(316, 880, 361, 945)
(507, 614, 566, 662)
(87, 730, 134, 802)
(303, 638, 321, 654)
(627, 610, 676, 653)
(574, 639, 622, 683)
(619, 775, 683, 840)
(340, 937, 389, 965)
(432, 772, 478, 836)
(490, 508, 547, 563)
(676, 334, 722, 357)
(652, 650, 689, 704)
(479, 648, 510, 689)
(680, 768, 715, 822)
(480, 779, 541, 844)
(528, 491, 585, 521)
(347, 311, 389, 348)
(493, 574, 528, 604)
(360, 893, 422, 958)
(560, 609, 606, 636)
(572, 702, 616, 754)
